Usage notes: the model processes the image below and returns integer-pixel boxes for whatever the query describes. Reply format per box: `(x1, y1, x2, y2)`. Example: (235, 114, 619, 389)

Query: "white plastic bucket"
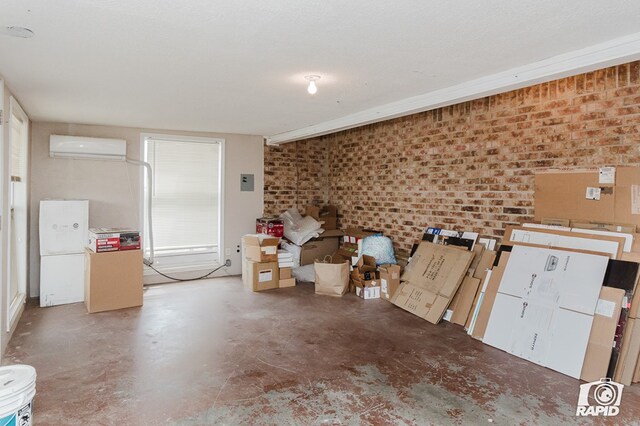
(0, 365, 36, 426)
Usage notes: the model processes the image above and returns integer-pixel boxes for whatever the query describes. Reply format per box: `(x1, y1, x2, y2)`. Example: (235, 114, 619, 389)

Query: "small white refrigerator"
(39, 200, 89, 307)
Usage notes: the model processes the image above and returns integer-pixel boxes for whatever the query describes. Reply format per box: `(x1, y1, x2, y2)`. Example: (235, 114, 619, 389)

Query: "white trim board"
(266, 32, 640, 145)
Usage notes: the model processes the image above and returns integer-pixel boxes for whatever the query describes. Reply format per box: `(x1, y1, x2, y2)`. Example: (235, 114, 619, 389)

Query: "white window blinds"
(145, 137, 221, 252)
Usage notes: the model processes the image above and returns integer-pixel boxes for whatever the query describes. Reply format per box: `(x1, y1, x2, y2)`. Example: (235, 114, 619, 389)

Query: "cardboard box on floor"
(534, 167, 640, 229)
(279, 277, 296, 288)
(379, 264, 401, 301)
(280, 267, 292, 279)
(242, 234, 280, 263)
(391, 242, 474, 324)
(85, 249, 143, 313)
(354, 280, 381, 299)
(300, 230, 344, 266)
(243, 261, 279, 292)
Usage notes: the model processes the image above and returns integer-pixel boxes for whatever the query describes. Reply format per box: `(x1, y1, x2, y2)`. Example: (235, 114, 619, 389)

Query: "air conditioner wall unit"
(49, 135, 127, 161)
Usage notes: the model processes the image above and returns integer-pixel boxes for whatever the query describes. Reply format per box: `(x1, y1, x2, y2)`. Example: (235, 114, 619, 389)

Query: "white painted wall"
(30, 122, 264, 295)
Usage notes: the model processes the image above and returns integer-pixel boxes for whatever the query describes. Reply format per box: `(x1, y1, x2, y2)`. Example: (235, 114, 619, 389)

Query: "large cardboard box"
(391, 242, 474, 324)
(379, 264, 401, 301)
(300, 230, 343, 266)
(243, 261, 279, 292)
(242, 234, 280, 263)
(482, 246, 609, 379)
(581, 287, 625, 383)
(85, 249, 143, 313)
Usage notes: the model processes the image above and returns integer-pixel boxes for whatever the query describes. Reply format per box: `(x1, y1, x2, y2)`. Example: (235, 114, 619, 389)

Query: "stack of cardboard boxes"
(242, 234, 296, 291)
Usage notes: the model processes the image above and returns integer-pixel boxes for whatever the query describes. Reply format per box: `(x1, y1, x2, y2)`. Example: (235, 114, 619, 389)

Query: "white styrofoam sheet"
(498, 246, 608, 314)
(509, 228, 620, 259)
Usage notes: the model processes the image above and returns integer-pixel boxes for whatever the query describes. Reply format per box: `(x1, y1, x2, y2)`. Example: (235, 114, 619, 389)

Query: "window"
(142, 135, 224, 270)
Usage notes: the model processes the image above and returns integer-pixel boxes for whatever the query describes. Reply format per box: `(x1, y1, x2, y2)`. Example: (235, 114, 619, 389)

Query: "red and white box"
(88, 228, 141, 253)
(256, 218, 284, 238)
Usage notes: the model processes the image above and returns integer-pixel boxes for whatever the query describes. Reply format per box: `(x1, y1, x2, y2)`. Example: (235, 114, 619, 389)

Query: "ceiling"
(1, 1, 640, 143)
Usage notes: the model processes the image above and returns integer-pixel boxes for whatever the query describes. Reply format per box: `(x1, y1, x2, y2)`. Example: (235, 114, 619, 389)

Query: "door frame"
(6, 96, 29, 332)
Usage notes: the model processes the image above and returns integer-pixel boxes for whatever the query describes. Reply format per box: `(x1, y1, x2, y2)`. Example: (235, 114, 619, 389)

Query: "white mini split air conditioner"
(49, 135, 127, 161)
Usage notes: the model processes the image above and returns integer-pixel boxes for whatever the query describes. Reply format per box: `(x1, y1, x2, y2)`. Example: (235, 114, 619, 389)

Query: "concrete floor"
(4, 277, 640, 425)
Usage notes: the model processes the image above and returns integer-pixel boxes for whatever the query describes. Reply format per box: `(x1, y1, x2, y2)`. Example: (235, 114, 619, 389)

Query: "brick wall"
(264, 139, 328, 215)
(265, 61, 640, 255)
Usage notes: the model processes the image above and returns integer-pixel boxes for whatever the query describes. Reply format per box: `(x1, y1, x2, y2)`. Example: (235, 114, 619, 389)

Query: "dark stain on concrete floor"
(4, 278, 640, 425)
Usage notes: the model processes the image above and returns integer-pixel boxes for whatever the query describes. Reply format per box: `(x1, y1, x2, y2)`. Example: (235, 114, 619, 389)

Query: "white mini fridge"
(39, 200, 89, 307)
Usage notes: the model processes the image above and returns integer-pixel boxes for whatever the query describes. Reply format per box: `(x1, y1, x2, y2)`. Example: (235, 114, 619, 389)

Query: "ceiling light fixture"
(305, 75, 320, 95)
(5, 26, 34, 38)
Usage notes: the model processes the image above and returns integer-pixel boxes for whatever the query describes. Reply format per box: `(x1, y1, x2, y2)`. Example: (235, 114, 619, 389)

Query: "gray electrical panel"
(240, 174, 254, 191)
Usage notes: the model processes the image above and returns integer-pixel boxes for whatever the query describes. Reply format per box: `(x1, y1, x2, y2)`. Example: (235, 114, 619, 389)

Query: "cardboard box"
(300, 231, 343, 266)
(84, 249, 143, 313)
(354, 280, 381, 299)
(379, 264, 401, 301)
(534, 167, 640, 229)
(306, 205, 338, 230)
(351, 255, 378, 280)
(391, 242, 474, 324)
(279, 277, 296, 288)
(88, 228, 141, 253)
(581, 287, 625, 383)
(256, 217, 284, 238)
(483, 246, 609, 379)
(634, 352, 640, 383)
(243, 261, 279, 292)
(280, 267, 292, 279)
(242, 234, 280, 263)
